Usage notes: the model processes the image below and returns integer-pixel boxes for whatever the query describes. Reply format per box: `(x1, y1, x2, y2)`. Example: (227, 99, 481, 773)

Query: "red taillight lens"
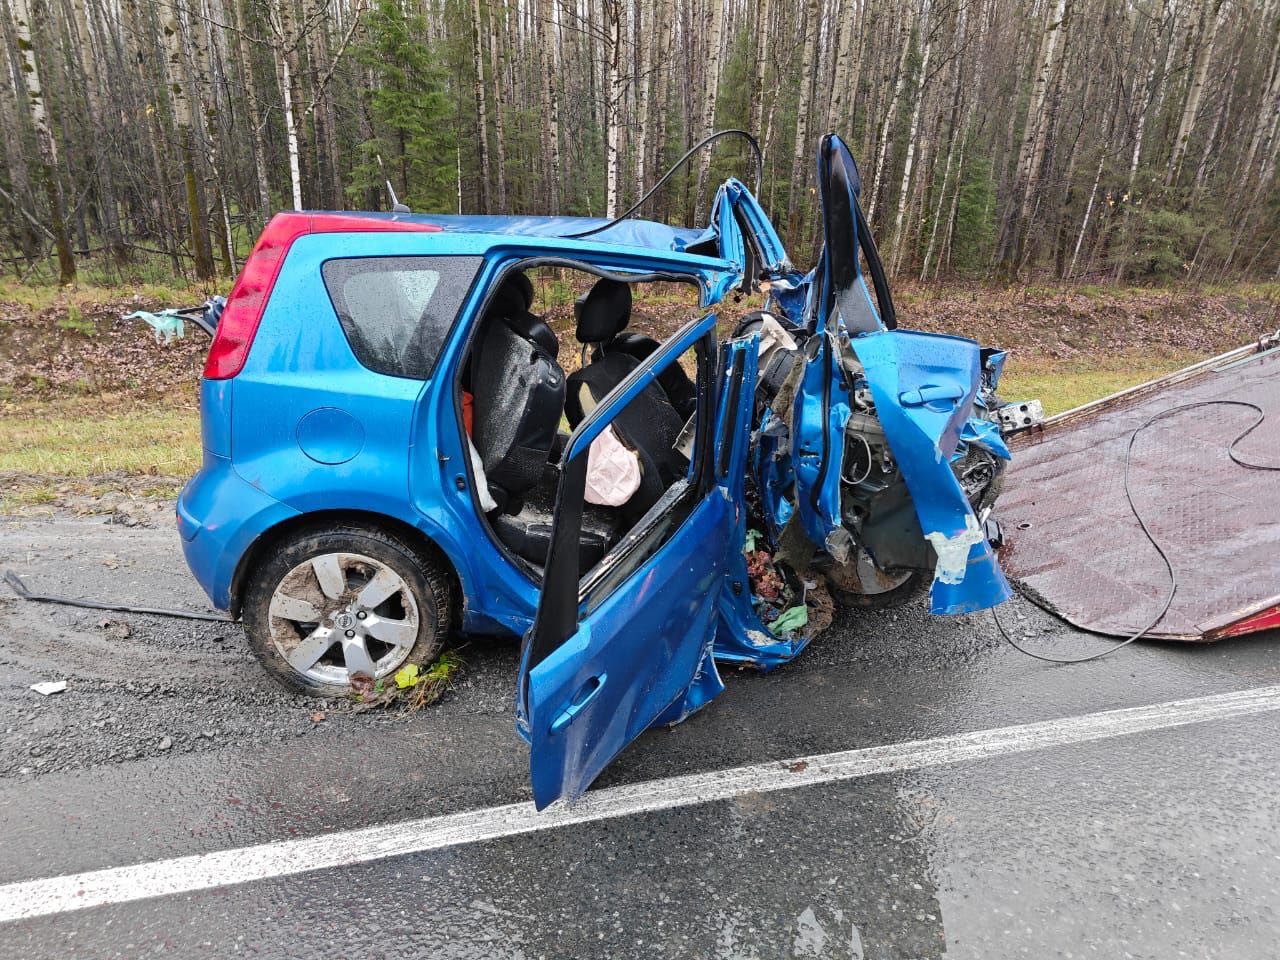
(202, 225, 289, 379)
(202, 212, 443, 380)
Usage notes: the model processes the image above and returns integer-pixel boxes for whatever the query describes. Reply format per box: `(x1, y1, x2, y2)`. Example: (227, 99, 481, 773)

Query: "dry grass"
(998, 352, 1204, 416)
(0, 398, 200, 478)
(0, 395, 199, 510)
(4, 274, 1269, 510)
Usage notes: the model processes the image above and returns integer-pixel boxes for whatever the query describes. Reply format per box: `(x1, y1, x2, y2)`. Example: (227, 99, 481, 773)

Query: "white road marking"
(4, 684, 1279, 924)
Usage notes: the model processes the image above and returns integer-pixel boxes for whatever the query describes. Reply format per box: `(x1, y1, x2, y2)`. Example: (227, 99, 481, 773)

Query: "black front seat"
(580, 282, 697, 419)
(565, 279, 690, 522)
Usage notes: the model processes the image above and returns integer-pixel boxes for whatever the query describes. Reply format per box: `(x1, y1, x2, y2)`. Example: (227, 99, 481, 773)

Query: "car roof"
(305, 211, 714, 256)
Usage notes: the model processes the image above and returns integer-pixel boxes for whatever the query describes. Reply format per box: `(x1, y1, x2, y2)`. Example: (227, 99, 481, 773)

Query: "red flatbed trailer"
(999, 332, 1280, 642)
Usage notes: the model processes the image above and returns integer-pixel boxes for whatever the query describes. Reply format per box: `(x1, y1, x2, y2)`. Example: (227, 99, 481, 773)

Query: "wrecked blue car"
(179, 134, 1015, 808)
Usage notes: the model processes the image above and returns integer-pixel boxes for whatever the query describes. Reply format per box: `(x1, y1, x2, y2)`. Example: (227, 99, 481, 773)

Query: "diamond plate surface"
(1000, 349, 1280, 641)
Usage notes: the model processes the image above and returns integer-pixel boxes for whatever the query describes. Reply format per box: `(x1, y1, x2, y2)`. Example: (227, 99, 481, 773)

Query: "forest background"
(1, 0, 1278, 508)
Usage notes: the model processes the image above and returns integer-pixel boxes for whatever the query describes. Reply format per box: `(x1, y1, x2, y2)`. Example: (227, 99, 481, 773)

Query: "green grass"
(0, 401, 200, 479)
(55, 303, 95, 334)
(1000, 354, 1200, 415)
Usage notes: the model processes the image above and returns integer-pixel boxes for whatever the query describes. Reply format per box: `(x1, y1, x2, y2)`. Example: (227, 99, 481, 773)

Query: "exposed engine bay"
(727, 310, 1026, 654)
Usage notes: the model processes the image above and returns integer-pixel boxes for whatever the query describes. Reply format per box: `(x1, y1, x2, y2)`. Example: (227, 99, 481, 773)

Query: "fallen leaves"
(346, 650, 465, 714)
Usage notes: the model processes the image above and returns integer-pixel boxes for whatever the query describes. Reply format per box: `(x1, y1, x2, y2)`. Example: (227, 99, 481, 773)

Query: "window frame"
(453, 254, 710, 585)
(525, 311, 721, 671)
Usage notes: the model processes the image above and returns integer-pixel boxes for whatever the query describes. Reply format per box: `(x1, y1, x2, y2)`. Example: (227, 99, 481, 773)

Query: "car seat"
(470, 274, 564, 506)
(564, 279, 690, 523)
(471, 273, 621, 571)
(579, 281, 697, 419)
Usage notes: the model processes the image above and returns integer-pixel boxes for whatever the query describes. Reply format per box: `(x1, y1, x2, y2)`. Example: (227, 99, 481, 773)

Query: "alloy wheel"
(267, 551, 420, 687)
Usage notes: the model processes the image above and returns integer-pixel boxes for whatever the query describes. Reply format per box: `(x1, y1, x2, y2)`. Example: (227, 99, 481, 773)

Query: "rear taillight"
(202, 212, 442, 380)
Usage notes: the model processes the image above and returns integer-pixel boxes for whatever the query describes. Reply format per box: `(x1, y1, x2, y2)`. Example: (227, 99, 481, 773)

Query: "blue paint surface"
(296, 407, 365, 464)
(850, 330, 1012, 614)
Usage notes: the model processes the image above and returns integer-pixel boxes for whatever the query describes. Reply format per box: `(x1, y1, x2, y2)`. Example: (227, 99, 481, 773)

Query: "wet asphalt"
(1, 511, 1278, 958)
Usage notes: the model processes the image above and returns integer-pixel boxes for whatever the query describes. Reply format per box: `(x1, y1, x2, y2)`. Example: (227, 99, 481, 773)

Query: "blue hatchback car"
(180, 134, 1019, 808)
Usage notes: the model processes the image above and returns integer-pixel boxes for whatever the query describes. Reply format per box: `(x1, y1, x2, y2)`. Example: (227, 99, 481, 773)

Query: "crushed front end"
(712, 134, 1029, 668)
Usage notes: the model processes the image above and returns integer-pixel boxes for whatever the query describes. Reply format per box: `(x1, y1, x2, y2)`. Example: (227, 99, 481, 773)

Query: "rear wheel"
(824, 548, 927, 610)
(242, 525, 453, 697)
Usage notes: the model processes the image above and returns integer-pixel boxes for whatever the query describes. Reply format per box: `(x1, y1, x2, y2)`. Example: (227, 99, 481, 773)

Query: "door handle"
(550, 674, 607, 734)
(898, 383, 965, 407)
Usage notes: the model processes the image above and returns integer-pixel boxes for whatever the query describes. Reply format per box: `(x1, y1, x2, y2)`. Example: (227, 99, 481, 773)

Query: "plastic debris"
(771, 604, 808, 634)
(124, 308, 185, 344)
(30, 680, 67, 696)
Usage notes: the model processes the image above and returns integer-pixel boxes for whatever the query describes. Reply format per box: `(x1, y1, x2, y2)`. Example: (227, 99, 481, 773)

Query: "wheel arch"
(228, 509, 463, 626)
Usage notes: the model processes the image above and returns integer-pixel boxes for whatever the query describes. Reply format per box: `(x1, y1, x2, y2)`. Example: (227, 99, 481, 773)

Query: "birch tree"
(694, 0, 725, 215)
(11, 0, 75, 282)
(2, 0, 1278, 283)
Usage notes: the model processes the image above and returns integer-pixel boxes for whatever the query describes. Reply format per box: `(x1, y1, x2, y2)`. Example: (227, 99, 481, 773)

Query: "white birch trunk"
(889, 10, 931, 274)
(867, 6, 915, 224)
(1015, 0, 1068, 228)
(786, 0, 821, 231)
(605, 0, 624, 217)
(695, 0, 724, 215)
(11, 0, 75, 282)
(1167, 0, 1224, 186)
(487, 0, 508, 210)
(633, 0, 649, 205)
(471, 0, 493, 211)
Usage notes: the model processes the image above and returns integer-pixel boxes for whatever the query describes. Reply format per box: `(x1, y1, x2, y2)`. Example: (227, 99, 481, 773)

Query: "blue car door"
(517, 311, 755, 810)
(810, 133, 1010, 614)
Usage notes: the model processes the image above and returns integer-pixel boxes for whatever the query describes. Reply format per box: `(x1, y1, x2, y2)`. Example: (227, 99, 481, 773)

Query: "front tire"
(242, 524, 453, 697)
(824, 548, 927, 610)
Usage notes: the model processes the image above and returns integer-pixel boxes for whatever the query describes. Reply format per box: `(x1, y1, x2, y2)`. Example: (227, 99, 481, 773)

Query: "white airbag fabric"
(467, 435, 499, 513)
(585, 426, 641, 506)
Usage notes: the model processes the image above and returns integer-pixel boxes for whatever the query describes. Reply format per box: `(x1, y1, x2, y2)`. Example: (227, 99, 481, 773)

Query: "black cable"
(994, 399, 1279, 664)
(560, 130, 763, 241)
(3, 570, 234, 623)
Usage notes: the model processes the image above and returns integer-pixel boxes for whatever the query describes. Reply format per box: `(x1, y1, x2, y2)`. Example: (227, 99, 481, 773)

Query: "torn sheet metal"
(791, 334, 853, 562)
(850, 329, 1012, 614)
(1000, 335, 1280, 641)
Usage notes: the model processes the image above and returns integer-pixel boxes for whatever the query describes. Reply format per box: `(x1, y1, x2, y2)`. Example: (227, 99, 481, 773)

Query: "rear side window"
(322, 256, 481, 379)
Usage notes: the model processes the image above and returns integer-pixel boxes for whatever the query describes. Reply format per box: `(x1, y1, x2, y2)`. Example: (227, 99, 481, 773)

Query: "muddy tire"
(824, 550, 928, 610)
(242, 524, 453, 697)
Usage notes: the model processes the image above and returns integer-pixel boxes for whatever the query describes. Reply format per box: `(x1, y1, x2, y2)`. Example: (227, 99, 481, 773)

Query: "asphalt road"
(1, 511, 1278, 959)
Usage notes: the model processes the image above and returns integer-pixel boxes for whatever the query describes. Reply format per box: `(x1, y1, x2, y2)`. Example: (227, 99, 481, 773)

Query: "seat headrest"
(574, 279, 632, 343)
(488, 272, 534, 321)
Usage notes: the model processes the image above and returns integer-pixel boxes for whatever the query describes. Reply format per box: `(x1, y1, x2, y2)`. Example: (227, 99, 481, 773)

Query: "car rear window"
(322, 255, 481, 379)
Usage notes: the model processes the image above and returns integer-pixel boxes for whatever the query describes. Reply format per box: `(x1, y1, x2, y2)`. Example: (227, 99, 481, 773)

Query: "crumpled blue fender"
(958, 416, 1011, 462)
(850, 329, 1011, 614)
(791, 334, 853, 560)
(959, 348, 1012, 461)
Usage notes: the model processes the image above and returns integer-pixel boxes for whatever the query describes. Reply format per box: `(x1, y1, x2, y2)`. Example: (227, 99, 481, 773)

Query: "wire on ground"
(995, 400, 1278, 664)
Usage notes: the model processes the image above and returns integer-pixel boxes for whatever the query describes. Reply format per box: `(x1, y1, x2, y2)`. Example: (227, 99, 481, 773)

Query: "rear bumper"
(177, 452, 299, 611)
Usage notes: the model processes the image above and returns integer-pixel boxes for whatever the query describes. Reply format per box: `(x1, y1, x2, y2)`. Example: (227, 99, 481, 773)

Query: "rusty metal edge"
(1009, 329, 1280, 447)
(1002, 575, 1205, 643)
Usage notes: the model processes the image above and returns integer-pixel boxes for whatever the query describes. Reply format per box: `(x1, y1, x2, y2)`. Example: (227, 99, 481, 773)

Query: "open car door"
(812, 133, 1011, 614)
(517, 311, 756, 809)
